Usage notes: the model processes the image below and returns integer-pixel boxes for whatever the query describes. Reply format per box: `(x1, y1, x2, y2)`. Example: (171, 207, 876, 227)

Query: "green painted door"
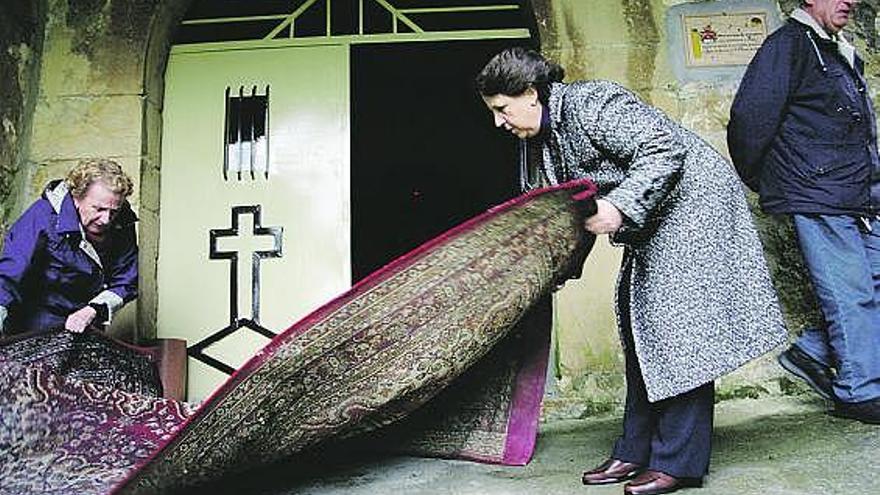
(158, 44, 350, 400)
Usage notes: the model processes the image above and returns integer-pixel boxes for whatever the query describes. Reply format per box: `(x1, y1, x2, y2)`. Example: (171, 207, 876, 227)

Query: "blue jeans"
(792, 214, 880, 403)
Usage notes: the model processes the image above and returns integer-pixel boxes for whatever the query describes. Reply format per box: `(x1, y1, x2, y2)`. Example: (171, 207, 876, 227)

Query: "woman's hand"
(584, 199, 623, 235)
(65, 305, 98, 333)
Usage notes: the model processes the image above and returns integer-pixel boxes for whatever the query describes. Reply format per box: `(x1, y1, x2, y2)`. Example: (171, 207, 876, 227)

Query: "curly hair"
(475, 47, 565, 104)
(65, 159, 134, 199)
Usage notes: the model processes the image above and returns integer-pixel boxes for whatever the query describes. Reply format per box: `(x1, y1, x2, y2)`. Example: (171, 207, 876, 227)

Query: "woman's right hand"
(584, 199, 623, 235)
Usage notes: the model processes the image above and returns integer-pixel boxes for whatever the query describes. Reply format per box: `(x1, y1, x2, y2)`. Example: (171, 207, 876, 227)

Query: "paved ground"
(194, 396, 879, 495)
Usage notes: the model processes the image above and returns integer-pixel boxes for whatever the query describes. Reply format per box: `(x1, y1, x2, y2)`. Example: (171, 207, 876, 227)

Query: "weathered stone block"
(39, 0, 155, 97)
(136, 205, 160, 340)
(29, 94, 144, 162)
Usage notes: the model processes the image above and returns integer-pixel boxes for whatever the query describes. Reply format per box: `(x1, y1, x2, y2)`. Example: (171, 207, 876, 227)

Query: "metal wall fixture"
(223, 85, 270, 181)
(189, 205, 284, 374)
(176, 0, 531, 47)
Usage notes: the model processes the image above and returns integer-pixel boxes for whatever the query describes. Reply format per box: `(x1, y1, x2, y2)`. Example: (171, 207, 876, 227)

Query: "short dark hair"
(475, 47, 565, 104)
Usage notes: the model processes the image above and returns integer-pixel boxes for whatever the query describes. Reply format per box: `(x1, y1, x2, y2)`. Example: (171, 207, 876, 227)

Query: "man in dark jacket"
(0, 159, 137, 336)
(728, 0, 880, 424)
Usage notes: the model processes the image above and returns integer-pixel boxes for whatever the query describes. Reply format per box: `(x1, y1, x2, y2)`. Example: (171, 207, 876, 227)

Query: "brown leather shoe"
(581, 458, 643, 485)
(623, 470, 702, 495)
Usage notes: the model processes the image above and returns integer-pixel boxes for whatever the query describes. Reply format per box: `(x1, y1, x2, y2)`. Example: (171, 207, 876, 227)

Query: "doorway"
(350, 39, 530, 281)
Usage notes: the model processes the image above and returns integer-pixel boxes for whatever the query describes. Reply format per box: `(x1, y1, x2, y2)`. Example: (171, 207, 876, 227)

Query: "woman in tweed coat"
(477, 48, 787, 495)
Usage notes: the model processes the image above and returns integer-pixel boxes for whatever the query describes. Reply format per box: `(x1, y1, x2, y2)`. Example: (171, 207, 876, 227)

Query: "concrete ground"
(197, 396, 879, 495)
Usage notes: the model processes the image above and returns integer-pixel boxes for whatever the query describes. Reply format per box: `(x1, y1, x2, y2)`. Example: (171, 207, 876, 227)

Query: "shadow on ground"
(186, 396, 879, 495)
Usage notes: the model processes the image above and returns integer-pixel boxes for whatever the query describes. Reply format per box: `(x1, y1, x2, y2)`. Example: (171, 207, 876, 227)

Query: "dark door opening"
(351, 39, 532, 282)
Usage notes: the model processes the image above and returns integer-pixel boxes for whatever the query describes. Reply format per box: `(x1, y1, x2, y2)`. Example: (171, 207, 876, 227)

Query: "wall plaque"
(683, 12, 768, 67)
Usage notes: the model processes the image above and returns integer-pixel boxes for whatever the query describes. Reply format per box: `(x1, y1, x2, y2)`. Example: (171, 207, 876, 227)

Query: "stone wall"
(0, 0, 45, 234)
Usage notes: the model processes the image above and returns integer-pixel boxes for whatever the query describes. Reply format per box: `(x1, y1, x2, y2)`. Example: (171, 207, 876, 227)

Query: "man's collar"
(790, 8, 834, 40)
(790, 7, 856, 67)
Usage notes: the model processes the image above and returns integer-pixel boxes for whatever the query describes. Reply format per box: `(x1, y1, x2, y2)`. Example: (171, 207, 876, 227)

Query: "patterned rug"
(0, 336, 197, 494)
(0, 330, 164, 396)
(378, 297, 554, 465)
(0, 179, 597, 494)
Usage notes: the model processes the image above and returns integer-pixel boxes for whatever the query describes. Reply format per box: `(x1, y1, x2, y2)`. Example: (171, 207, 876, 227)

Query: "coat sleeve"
(569, 82, 686, 230)
(89, 222, 137, 322)
(0, 203, 47, 332)
(727, 30, 797, 191)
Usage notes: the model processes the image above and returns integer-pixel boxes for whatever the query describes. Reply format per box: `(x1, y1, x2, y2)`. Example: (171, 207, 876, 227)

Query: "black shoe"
(833, 397, 880, 424)
(777, 345, 835, 400)
(624, 470, 703, 495)
(582, 458, 643, 485)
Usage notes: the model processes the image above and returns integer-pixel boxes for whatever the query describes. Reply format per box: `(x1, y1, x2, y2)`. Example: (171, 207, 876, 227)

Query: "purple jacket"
(0, 181, 138, 335)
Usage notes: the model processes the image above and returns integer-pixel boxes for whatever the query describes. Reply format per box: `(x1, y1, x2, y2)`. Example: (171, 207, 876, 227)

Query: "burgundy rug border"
(111, 178, 596, 493)
(502, 319, 551, 465)
(432, 322, 550, 467)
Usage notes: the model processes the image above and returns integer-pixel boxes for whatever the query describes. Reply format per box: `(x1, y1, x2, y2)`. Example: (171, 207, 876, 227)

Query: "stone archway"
(137, 0, 197, 340)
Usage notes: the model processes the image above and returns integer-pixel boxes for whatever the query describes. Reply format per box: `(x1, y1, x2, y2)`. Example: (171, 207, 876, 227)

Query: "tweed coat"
(542, 81, 787, 402)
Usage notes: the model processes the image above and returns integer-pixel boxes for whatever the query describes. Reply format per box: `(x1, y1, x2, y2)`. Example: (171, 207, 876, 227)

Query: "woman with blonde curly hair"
(0, 158, 138, 336)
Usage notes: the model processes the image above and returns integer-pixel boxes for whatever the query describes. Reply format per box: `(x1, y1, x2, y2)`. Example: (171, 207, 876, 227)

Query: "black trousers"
(610, 259, 714, 479)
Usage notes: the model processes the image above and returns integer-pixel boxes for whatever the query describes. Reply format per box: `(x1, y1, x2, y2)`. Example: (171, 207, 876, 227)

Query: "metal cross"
(209, 205, 283, 325)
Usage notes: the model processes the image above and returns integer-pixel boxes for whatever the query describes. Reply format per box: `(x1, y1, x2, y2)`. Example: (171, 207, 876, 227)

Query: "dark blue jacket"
(0, 181, 138, 335)
(728, 19, 880, 216)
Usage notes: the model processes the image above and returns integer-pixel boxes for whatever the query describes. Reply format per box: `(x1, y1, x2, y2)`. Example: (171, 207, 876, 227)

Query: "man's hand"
(65, 305, 98, 333)
(584, 199, 624, 235)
